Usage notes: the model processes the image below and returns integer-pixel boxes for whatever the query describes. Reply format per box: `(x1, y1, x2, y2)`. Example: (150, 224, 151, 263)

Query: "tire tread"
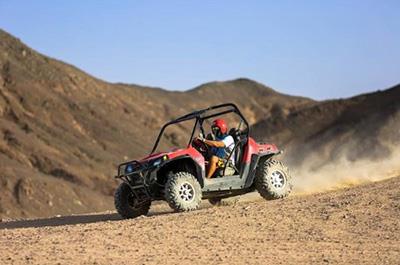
(114, 182, 151, 219)
(165, 172, 202, 212)
(255, 159, 292, 200)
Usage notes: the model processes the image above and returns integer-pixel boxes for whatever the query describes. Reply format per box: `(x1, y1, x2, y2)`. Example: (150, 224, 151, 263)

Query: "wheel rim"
(179, 182, 195, 202)
(270, 170, 286, 189)
(127, 193, 139, 209)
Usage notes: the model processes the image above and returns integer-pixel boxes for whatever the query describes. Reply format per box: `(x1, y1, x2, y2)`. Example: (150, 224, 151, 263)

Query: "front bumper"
(115, 160, 144, 178)
(115, 158, 166, 186)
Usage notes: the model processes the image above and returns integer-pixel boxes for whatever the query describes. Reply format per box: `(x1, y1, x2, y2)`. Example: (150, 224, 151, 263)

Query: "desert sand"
(1, 175, 399, 265)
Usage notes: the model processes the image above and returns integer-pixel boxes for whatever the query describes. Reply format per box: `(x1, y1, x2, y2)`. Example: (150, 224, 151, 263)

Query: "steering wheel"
(192, 137, 210, 158)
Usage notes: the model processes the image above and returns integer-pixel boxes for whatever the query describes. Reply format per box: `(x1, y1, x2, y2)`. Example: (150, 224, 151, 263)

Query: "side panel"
(168, 146, 204, 164)
(239, 137, 281, 183)
(242, 137, 259, 163)
(257, 143, 279, 153)
(244, 154, 261, 188)
(201, 175, 247, 192)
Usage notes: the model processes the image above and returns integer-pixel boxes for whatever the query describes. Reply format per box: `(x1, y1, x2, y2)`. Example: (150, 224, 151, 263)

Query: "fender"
(244, 149, 282, 188)
(160, 151, 206, 187)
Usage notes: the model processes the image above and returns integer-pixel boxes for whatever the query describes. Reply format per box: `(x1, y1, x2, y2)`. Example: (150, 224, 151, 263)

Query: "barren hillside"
(0, 28, 399, 219)
(252, 85, 400, 166)
(0, 29, 311, 218)
(251, 84, 400, 193)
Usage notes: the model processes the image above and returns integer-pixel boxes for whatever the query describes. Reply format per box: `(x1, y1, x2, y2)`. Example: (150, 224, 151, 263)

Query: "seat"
(229, 128, 241, 142)
(228, 128, 244, 165)
(225, 128, 245, 174)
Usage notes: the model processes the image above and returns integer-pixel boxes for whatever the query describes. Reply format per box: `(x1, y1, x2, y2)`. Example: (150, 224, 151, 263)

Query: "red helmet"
(212, 119, 228, 134)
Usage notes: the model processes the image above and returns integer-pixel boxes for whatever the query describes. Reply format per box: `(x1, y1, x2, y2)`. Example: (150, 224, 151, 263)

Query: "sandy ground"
(1, 176, 399, 265)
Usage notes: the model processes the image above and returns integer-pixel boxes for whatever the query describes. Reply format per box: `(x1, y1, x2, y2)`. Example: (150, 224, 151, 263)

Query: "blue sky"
(1, 1, 399, 99)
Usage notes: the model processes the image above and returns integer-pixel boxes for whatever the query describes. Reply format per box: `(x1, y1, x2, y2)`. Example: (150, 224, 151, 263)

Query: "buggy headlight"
(152, 155, 168, 167)
(125, 164, 134, 174)
(153, 159, 162, 167)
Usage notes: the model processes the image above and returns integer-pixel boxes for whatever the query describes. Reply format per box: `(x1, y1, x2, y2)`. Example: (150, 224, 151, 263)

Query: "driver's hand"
(195, 135, 205, 142)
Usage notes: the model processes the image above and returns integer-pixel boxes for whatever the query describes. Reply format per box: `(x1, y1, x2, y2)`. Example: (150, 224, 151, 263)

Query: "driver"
(197, 119, 235, 179)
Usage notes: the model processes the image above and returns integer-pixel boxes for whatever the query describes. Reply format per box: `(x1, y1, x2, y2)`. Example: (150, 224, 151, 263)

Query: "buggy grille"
(117, 160, 142, 176)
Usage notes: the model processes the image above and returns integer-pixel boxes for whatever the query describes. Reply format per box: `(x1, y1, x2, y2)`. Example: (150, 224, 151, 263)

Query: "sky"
(0, 1, 399, 100)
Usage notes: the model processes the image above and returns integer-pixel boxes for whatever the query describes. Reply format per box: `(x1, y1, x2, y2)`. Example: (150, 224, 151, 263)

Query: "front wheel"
(255, 159, 292, 200)
(114, 182, 151, 219)
(165, 172, 202, 212)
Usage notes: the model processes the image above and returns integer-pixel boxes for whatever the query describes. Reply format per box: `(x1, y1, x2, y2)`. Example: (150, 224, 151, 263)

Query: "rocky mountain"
(252, 84, 400, 169)
(0, 29, 398, 218)
(0, 29, 312, 218)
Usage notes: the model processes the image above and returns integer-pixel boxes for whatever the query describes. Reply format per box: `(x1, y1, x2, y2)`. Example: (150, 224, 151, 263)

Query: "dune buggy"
(114, 103, 292, 218)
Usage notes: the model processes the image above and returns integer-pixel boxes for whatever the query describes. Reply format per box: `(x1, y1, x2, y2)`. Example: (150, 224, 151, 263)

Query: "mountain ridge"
(0, 28, 399, 218)
(0, 28, 312, 218)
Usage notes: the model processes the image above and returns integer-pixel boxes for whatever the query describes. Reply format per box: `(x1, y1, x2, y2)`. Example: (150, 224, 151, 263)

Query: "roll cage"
(150, 103, 250, 154)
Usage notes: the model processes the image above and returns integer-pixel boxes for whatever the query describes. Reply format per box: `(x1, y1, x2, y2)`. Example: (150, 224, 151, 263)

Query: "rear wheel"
(114, 182, 151, 219)
(165, 172, 202, 212)
(255, 159, 292, 200)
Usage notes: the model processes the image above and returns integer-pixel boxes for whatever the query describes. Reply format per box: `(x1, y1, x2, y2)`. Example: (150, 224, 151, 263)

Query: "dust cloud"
(292, 148, 400, 195)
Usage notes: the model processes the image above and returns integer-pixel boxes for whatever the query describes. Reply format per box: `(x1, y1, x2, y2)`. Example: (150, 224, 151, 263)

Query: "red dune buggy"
(114, 103, 292, 218)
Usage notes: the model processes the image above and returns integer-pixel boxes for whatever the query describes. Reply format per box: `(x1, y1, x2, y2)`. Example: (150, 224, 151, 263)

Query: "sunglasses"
(212, 126, 220, 134)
